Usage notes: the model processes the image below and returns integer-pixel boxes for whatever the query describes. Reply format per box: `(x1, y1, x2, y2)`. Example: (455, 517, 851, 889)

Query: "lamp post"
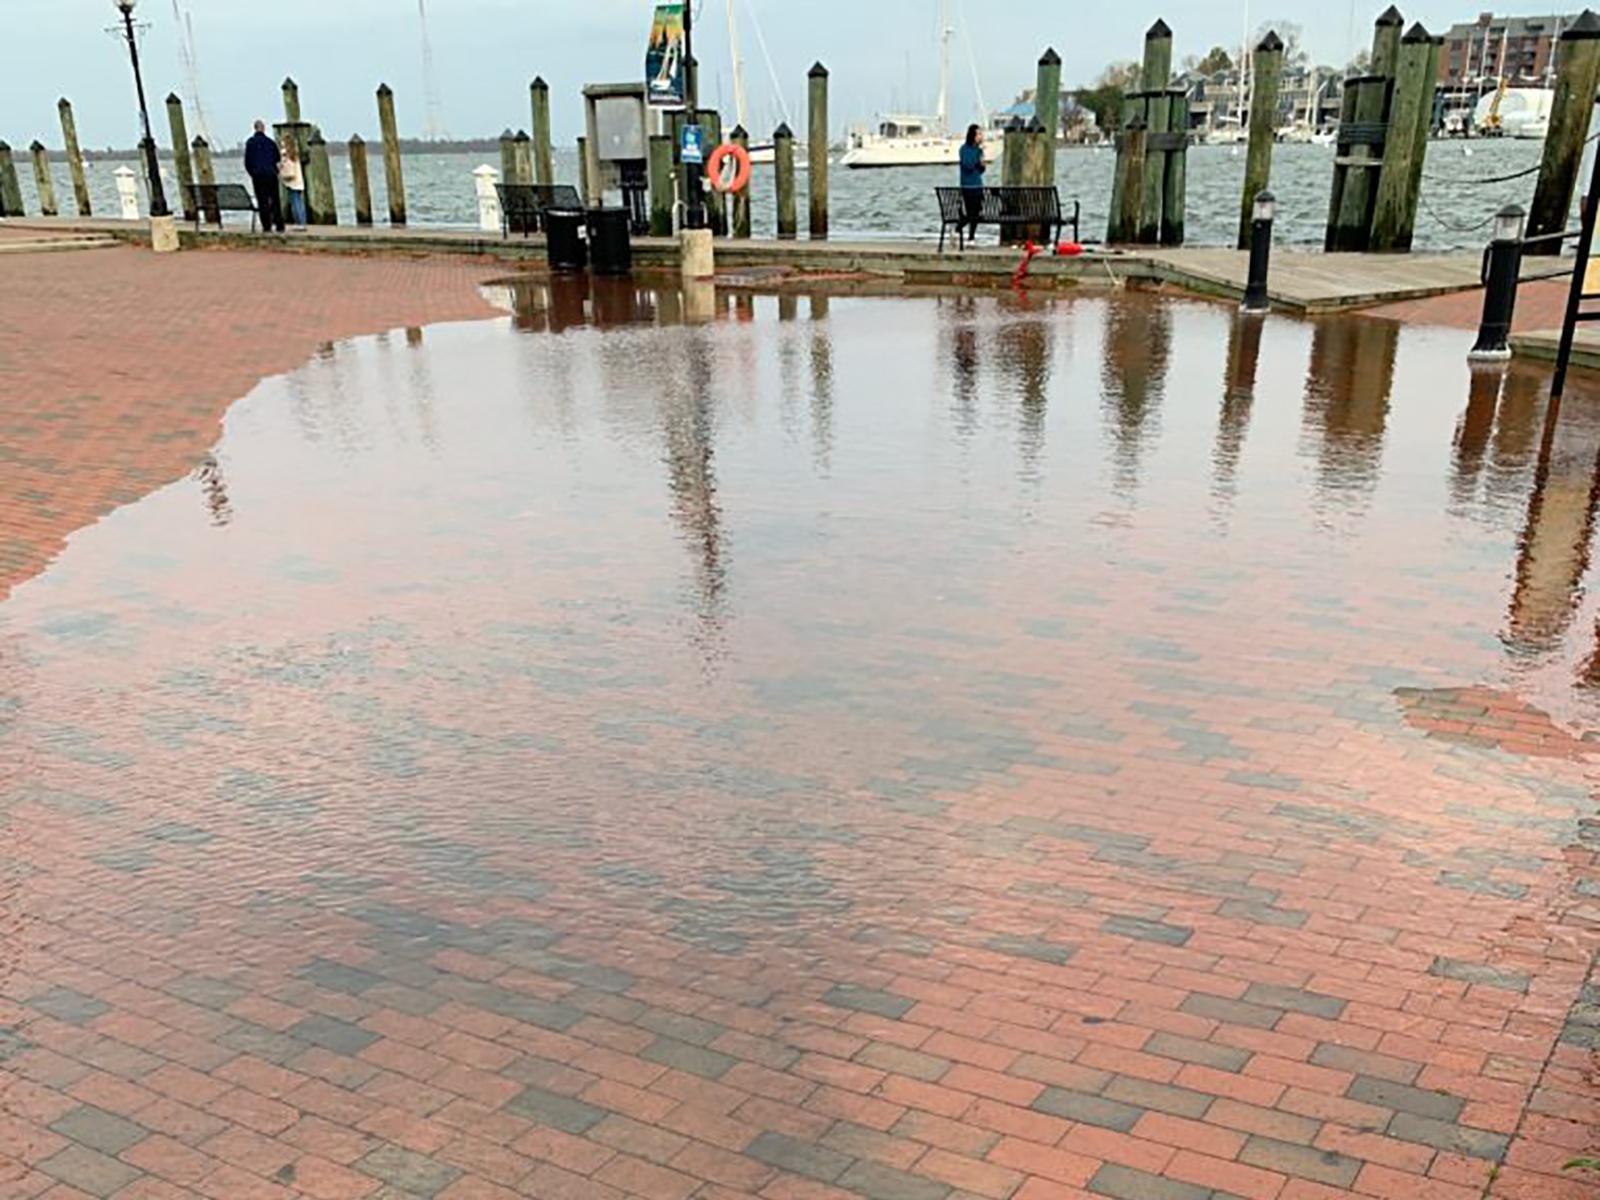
(680, 3, 706, 230)
(1241, 189, 1275, 312)
(1469, 203, 1526, 362)
(113, 0, 169, 219)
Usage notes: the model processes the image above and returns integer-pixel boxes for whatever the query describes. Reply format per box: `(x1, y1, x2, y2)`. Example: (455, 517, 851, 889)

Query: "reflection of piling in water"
(1300, 317, 1397, 503)
(809, 295, 833, 471)
(943, 298, 980, 442)
(1487, 366, 1547, 503)
(660, 341, 727, 656)
(1506, 387, 1600, 657)
(1100, 295, 1172, 494)
(548, 275, 590, 332)
(996, 310, 1051, 476)
(1213, 312, 1263, 504)
(590, 278, 655, 328)
(1449, 367, 1503, 510)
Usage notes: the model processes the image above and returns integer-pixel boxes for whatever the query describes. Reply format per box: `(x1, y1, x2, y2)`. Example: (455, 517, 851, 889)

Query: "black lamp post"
(1241, 189, 1275, 313)
(1469, 203, 1526, 362)
(113, 0, 169, 219)
(680, 4, 706, 230)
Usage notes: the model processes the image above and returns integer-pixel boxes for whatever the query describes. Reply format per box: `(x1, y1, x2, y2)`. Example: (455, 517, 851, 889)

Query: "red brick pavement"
(0, 243, 502, 599)
(1367, 278, 1571, 333)
(2, 266, 1600, 1200)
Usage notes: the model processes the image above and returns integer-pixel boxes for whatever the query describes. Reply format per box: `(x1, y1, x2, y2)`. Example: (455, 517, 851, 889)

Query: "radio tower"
(418, 0, 447, 140)
(171, 0, 212, 144)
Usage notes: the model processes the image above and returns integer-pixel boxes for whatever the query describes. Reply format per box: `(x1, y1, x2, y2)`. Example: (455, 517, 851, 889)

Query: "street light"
(1241, 189, 1275, 313)
(112, 0, 169, 219)
(1470, 203, 1526, 362)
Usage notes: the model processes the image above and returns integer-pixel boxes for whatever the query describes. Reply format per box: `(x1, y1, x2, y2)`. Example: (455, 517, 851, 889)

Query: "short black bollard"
(1241, 189, 1275, 313)
(1469, 204, 1526, 362)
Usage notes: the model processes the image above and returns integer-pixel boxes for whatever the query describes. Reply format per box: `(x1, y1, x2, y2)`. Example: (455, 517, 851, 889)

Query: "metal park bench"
(495, 183, 583, 237)
(182, 183, 259, 231)
(935, 185, 1079, 253)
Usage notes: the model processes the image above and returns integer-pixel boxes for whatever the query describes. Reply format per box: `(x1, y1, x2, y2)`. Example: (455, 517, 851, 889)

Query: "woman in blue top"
(958, 124, 986, 246)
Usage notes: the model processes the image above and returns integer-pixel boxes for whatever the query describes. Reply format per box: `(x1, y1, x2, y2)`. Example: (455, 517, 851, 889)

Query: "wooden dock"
(1, 215, 1499, 315)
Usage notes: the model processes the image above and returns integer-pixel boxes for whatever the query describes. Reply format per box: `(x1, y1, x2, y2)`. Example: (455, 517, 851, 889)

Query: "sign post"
(647, 1, 704, 229)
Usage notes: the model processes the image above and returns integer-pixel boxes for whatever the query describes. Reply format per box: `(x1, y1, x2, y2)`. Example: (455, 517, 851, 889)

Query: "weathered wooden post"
(349, 134, 373, 226)
(731, 125, 752, 238)
(1035, 48, 1061, 183)
(1238, 31, 1283, 248)
(530, 77, 554, 185)
(1326, 8, 1404, 251)
(1162, 86, 1189, 245)
(513, 131, 534, 185)
(999, 116, 1025, 243)
(57, 99, 90, 217)
(808, 62, 829, 239)
(499, 129, 517, 186)
(305, 128, 337, 225)
(0, 143, 22, 217)
(1371, 5, 1404, 75)
(282, 76, 302, 124)
(576, 137, 589, 204)
(1109, 117, 1146, 243)
(1137, 21, 1173, 245)
(648, 133, 675, 234)
(1022, 117, 1050, 238)
(702, 110, 726, 234)
(165, 94, 196, 221)
(1528, 11, 1600, 252)
(774, 122, 797, 238)
(29, 142, 58, 216)
(191, 136, 219, 224)
(376, 83, 406, 226)
(1370, 23, 1436, 251)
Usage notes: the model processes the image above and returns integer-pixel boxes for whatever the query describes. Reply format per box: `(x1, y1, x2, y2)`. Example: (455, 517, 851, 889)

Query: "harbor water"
(21, 137, 1550, 250)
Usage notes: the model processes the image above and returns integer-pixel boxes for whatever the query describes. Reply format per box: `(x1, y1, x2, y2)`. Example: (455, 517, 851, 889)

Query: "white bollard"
(474, 164, 501, 233)
(114, 166, 139, 220)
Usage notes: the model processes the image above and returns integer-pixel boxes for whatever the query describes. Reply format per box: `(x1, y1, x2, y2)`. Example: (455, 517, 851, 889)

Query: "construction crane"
(170, 0, 212, 144)
(418, 0, 447, 141)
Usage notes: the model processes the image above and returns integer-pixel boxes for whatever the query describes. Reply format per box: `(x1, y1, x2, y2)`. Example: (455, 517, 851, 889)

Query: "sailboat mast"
(727, 0, 749, 131)
(936, 0, 952, 133)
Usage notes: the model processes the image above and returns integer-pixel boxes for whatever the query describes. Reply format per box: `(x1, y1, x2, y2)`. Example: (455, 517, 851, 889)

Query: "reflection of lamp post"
(112, 0, 169, 219)
(1241, 190, 1275, 313)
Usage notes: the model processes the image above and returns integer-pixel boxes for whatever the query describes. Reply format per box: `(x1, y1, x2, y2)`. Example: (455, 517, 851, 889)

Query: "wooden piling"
(1035, 48, 1061, 184)
(1369, 23, 1435, 252)
(530, 77, 554, 185)
(1161, 88, 1189, 246)
(349, 134, 373, 226)
(191, 136, 219, 224)
(29, 142, 57, 217)
(701, 110, 726, 234)
(305, 127, 337, 225)
(1370, 6, 1404, 78)
(1528, 10, 1600, 252)
(808, 62, 829, 240)
(1141, 19, 1173, 90)
(0, 143, 21, 217)
(513, 130, 534, 185)
(166, 94, 196, 221)
(648, 133, 675, 234)
(1139, 90, 1170, 243)
(1238, 31, 1283, 248)
(1021, 118, 1050, 240)
(376, 84, 406, 226)
(1001, 118, 1026, 244)
(1108, 117, 1146, 244)
(58, 99, 90, 217)
(1328, 74, 1388, 251)
(282, 77, 301, 124)
(730, 125, 751, 238)
(499, 129, 517, 186)
(774, 122, 797, 238)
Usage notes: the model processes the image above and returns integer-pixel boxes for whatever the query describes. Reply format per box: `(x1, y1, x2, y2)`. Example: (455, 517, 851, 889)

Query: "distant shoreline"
(60, 139, 513, 162)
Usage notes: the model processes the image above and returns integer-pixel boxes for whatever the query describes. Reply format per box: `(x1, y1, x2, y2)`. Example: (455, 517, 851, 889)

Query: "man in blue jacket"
(244, 120, 285, 233)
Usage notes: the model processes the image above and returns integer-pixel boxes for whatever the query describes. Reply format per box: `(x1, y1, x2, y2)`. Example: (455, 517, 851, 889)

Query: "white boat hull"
(840, 136, 967, 168)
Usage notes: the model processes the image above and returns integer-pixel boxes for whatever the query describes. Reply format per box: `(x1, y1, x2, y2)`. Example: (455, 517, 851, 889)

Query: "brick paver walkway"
(2, 259, 1600, 1200)
(0, 243, 501, 599)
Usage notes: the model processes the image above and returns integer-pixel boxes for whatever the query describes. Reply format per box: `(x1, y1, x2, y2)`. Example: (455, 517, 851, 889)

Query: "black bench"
(182, 183, 258, 231)
(935, 186, 1079, 253)
(495, 183, 583, 237)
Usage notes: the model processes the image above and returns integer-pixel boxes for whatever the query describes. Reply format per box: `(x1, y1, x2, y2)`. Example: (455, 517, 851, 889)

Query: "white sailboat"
(724, 0, 798, 164)
(841, 0, 968, 168)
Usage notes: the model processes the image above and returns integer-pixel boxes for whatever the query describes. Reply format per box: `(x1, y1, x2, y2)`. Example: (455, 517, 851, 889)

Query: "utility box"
(582, 83, 652, 233)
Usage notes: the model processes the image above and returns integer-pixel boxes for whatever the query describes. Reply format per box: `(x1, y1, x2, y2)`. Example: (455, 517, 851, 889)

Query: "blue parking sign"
(680, 124, 704, 164)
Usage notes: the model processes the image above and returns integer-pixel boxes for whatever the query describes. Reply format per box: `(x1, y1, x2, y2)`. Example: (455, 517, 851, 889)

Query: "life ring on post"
(707, 142, 752, 194)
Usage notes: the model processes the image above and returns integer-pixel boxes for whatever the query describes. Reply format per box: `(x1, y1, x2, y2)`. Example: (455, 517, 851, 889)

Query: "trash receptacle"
(587, 207, 632, 277)
(545, 209, 587, 272)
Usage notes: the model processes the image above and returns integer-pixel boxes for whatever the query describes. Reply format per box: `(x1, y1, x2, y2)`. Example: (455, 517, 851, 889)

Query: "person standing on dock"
(959, 125, 986, 246)
(244, 120, 284, 233)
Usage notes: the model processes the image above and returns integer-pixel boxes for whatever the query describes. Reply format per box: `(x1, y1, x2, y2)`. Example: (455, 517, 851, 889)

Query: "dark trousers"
(961, 188, 983, 242)
(251, 174, 284, 232)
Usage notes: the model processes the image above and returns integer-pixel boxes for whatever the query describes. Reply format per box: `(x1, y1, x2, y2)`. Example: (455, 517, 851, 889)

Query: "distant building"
(1438, 13, 1577, 87)
(990, 89, 1101, 143)
(1179, 64, 1342, 135)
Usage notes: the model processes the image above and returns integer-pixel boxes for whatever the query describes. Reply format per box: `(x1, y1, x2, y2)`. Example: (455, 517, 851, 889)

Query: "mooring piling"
(648, 134, 675, 234)
(282, 77, 301, 124)
(1238, 32, 1283, 249)
(166, 94, 196, 222)
(29, 141, 57, 217)
(376, 83, 406, 226)
(513, 130, 534, 186)
(1110, 117, 1147, 244)
(0, 142, 26, 217)
(1527, 10, 1600, 252)
(731, 125, 752, 238)
(349, 134, 373, 226)
(1108, 20, 1187, 245)
(774, 122, 797, 239)
(530, 77, 554, 185)
(1035, 48, 1061, 185)
(1369, 23, 1438, 252)
(808, 62, 829, 240)
(191, 136, 219, 224)
(1370, 5, 1404, 77)
(306, 127, 337, 225)
(499, 129, 516, 187)
(57, 99, 90, 217)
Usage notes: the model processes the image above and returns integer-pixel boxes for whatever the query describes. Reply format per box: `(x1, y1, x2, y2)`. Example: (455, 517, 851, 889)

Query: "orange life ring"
(707, 142, 752, 194)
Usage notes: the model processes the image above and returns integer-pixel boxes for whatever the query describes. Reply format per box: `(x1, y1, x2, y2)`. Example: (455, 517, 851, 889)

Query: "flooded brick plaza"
(4, 260, 1600, 1199)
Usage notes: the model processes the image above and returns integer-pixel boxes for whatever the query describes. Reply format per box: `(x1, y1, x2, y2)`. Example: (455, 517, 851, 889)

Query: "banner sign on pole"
(646, 3, 687, 108)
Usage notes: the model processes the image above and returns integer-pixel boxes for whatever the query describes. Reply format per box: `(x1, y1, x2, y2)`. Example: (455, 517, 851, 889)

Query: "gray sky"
(7, 0, 1495, 148)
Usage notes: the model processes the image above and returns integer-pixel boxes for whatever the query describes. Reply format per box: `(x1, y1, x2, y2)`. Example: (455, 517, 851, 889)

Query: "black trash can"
(544, 208, 588, 272)
(587, 207, 633, 277)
